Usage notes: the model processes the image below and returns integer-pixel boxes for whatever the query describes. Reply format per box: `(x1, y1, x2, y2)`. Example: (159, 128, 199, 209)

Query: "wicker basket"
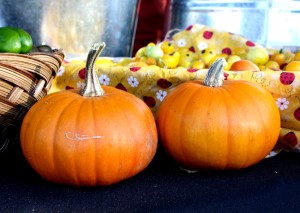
(0, 49, 65, 152)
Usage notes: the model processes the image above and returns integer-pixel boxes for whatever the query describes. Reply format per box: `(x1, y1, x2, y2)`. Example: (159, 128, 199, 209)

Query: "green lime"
(8, 27, 33, 53)
(0, 26, 33, 53)
(0, 27, 22, 53)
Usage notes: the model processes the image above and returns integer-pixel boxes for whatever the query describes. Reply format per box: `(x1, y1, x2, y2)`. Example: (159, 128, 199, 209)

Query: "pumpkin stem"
(80, 42, 106, 97)
(204, 58, 227, 87)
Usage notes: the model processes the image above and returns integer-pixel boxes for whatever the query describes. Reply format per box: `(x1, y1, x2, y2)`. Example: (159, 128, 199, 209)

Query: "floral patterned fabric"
(170, 24, 263, 55)
(50, 63, 300, 153)
(49, 24, 300, 153)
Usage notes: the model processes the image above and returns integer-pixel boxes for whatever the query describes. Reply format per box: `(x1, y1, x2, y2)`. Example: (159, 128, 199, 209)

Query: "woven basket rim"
(0, 79, 36, 109)
(0, 53, 54, 82)
(0, 50, 65, 152)
(29, 50, 65, 73)
(0, 62, 39, 92)
(0, 50, 64, 128)
(0, 97, 28, 121)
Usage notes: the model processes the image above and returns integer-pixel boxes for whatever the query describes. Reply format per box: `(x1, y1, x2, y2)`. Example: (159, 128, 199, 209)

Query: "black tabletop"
(1, 144, 300, 213)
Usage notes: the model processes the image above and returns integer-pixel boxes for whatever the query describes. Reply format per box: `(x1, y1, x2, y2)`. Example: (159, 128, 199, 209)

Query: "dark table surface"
(1, 144, 300, 213)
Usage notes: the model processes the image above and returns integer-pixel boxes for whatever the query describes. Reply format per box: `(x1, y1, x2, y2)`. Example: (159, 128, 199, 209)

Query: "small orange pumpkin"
(20, 43, 158, 186)
(229, 59, 260, 72)
(156, 58, 280, 170)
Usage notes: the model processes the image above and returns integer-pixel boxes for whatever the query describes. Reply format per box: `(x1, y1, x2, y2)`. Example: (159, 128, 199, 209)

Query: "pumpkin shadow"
(147, 142, 180, 172)
(0, 101, 29, 166)
(0, 119, 22, 154)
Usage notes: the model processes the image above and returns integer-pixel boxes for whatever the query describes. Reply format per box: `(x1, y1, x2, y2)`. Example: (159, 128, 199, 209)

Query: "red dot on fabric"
(187, 68, 199, 72)
(115, 83, 127, 91)
(186, 25, 193, 31)
(66, 86, 74, 90)
(157, 78, 172, 89)
(78, 68, 86, 79)
(222, 48, 232, 55)
(189, 46, 196, 53)
(203, 31, 213, 39)
(246, 41, 255, 47)
(294, 107, 300, 121)
(143, 96, 156, 107)
(283, 131, 298, 146)
(224, 72, 229, 80)
(130, 67, 141, 72)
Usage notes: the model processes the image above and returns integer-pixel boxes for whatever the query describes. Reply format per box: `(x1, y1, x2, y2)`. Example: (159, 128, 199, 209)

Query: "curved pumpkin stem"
(80, 42, 106, 97)
(204, 58, 227, 87)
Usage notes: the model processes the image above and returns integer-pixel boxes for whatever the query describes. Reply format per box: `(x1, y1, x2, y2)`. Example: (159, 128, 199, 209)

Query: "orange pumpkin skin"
(20, 86, 158, 186)
(229, 59, 260, 72)
(156, 79, 280, 170)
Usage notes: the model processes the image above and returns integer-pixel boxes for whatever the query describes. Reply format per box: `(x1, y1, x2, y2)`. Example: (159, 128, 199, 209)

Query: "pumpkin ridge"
(176, 82, 222, 169)
(178, 84, 201, 167)
(234, 82, 279, 167)
(91, 99, 99, 185)
(74, 97, 94, 185)
(53, 96, 84, 185)
(201, 86, 228, 169)
(217, 88, 231, 170)
(164, 83, 199, 166)
(192, 84, 217, 169)
(118, 93, 157, 179)
(236, 85, 267, 168)
(21, 93, 80, 184)
(99, 93, 128, 182)
(117, 98, 136, 180)
(86, 87, 157, 185)
(219, 84, 250, 169)
(22, 94, 46, 171)
(225, 83, 259, 168)
(223, 81, 278, 168)
(50, 95, 80, 182)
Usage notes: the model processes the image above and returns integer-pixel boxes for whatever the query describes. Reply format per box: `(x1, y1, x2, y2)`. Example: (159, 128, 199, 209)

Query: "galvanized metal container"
(166, 0, 270, 46)
(0, 0, 140, 57)
(268, 0, 300, 49)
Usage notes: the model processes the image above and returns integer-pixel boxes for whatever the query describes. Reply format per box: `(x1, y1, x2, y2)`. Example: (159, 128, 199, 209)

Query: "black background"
(1, 144, 300, 213)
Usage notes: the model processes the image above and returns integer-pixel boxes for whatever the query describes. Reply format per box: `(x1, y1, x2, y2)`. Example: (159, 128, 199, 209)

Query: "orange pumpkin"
(229, 59, 260, 72)
(20, 43, 158, 186)
(156, 58, 280, 170)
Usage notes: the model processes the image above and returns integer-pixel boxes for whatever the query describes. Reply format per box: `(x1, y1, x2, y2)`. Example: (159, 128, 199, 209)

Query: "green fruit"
(0, 27, 21, 53)
(0, 26, 33, 53)
(145, 45, 164, 59)
(246, 47, 269, 65)
(9, 27, 33, 53)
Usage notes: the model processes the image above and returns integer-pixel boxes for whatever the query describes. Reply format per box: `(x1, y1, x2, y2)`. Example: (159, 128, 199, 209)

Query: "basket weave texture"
(0, 50, 64, 151)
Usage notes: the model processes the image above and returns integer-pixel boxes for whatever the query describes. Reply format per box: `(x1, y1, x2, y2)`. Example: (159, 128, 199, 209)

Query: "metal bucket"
(0, 0, 140, 57)
(166, 0, 270, 46)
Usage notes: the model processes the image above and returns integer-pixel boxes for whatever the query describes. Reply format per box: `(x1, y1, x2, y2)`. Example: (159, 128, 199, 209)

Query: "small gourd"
(156, 58, 281, 170)
(20, 43, 158, 186)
